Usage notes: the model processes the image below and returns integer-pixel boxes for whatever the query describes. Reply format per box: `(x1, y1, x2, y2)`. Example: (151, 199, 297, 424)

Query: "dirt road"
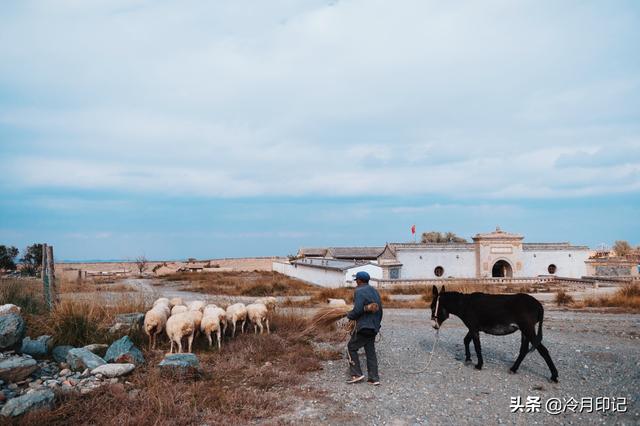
(289, 308, 639, 425)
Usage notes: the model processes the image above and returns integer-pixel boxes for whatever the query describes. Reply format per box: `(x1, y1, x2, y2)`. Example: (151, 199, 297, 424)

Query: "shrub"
(555, 289, 574, 306)
(49, 301, 111, 347)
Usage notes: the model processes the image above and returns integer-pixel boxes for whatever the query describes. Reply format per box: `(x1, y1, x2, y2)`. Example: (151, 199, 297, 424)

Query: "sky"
(1, 0, 639, 261)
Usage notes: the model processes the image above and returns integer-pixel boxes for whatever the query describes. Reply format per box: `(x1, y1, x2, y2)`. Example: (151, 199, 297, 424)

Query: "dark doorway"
(492, 260, 513, 278)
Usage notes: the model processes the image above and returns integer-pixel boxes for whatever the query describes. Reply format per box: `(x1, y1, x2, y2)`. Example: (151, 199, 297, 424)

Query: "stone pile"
(0, 305, 147, 418)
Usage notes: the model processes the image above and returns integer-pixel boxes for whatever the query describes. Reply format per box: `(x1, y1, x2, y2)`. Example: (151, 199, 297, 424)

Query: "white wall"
(521, 249, 589, 278)
(346, 264, 383, 283)
(273, 262, 382, 288)
(397, 249, 476, 279)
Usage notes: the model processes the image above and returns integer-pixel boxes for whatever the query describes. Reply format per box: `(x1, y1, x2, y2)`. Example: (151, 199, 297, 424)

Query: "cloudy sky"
(1, 0, 639, 260)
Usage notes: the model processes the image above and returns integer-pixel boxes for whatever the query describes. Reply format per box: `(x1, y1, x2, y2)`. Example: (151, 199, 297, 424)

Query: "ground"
(287, 309, 639, 425)
(29, 274, 640, 424)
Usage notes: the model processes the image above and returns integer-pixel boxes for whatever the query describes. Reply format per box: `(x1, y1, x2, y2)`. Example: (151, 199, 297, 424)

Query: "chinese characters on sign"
(509, 396, 628, 415)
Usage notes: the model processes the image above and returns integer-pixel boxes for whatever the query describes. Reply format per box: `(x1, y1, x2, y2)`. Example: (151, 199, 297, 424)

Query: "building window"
(548, 264, 557, 274)
(434, 266, 444, 277)
(390, 268, 400, 279)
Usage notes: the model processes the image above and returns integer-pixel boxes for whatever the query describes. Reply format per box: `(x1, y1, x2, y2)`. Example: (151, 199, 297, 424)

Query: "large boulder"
(66, 348, 106, 371)
(0, 313, 26, 351)
(158, 353, 201, 373)
(0, 389, 55, 417)
(91, 363, 135, 378)
(0, 356, 38, 383)
(21, 335, 52, 358)
(51, 345, 74, 363)
(104, 336, 144, 365)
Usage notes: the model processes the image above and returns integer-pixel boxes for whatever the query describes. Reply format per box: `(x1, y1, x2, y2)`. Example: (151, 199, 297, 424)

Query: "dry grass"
(555, 289, 574, 306)
(165, 271, 318, 296)
(574, 284, 640, 312)
(18, 311, 332, 425)
(59, 278, 135, 294)
(0, 278, 47, 315)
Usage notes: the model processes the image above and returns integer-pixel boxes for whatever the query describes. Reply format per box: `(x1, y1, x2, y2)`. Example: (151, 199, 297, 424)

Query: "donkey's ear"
(432, 285, 438, 296)
(440, 285, 445, 293)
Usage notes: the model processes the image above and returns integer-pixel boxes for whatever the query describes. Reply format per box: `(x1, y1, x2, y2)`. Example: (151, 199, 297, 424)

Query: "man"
(346, 271, 383, 385)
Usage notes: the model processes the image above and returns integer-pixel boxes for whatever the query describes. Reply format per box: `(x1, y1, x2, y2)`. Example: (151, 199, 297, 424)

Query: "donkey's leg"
(472, 332, 483, 370)
(510, 333, 530, 373)
(536, 343, 559, 383)
(463, 331, 473, 363)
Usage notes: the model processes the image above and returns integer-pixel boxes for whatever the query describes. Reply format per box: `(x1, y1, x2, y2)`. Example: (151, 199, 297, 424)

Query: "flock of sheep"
(143, 296, 277, 354)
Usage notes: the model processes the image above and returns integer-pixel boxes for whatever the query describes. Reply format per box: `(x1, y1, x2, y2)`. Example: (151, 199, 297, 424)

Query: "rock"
(82, 344, 109, 357)
(66, 348, 106, 371)
(92, 362, 135, 379)
(104, 336, 144, 365)
(158, 353, 201, 371)
(0, 356, 38, 383)
(52, 345, 74, 363)
(58, 368, 71, 377)
(0, 389, 55, 417)
(109, 323, 130, 334)
(20, 336, 52, 358)
(91, 363, 135, 378)
(0, 391, 5, 402)
(0, 304, 21, 316)
(0, 313, 26, 351)
(114, 313, 145, 328)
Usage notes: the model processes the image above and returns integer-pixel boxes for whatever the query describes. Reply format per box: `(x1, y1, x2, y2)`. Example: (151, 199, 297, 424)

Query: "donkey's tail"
(528, 307, 544, 353)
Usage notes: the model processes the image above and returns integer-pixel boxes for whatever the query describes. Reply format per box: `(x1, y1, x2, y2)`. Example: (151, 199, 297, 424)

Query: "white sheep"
(225, 303, 247, 337)
(169, 297, 184, 308)
(201, 306, 226, 349)
(153, 297, 170, 308)
(186, 300, 206, 312)
(143, 306, 169, 350)
(171, 305, 188, 315)
(246, 303, 270, 334)
(256, 296, 277, 311)
(165, 311, 196, 354)
(327, 298, 347, 307)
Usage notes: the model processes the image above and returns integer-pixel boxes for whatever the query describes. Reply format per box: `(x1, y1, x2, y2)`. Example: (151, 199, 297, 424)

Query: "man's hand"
(364, 302, 379, 313)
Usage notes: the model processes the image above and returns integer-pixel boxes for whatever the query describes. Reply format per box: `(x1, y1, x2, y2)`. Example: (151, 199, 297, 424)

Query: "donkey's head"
(430, 285, 449, 329)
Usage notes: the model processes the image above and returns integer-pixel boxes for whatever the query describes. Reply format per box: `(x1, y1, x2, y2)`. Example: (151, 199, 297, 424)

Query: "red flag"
(411, 224, 416, 235)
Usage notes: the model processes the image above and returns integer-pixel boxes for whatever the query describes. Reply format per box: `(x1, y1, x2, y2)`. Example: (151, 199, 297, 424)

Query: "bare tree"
(613, 240, 632, 257)
(135, 255, 149, 274)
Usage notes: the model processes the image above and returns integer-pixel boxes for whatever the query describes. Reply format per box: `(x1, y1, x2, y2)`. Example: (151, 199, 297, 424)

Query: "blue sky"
(1, 0, 639, 260)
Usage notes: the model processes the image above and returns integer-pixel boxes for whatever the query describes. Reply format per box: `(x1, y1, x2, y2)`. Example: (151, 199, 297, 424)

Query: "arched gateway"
(492, 260, 513, 278)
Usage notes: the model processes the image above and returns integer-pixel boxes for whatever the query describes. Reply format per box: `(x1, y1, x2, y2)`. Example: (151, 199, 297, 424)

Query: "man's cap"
(353, 271, 370, 282)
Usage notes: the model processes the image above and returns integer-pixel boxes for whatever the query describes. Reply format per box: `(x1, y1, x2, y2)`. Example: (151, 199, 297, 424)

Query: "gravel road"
(290, 308, 639, 425)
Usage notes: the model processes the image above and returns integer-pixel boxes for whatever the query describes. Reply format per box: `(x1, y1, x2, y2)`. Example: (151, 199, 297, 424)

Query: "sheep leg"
(169, 338, 174, 354)
(177, 337, 183, 354)
(266, 318, 270, 334)
(258, 319, 264, 335)
(232, 321, 237, 338)
(217, 328, 222, 349)
(187, 332, 194, 353)
(206, 331, 212, 348)
(242, 319, 246, 334)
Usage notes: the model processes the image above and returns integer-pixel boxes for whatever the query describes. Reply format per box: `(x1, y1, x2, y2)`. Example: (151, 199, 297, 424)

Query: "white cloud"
(1, 0, 639, 199)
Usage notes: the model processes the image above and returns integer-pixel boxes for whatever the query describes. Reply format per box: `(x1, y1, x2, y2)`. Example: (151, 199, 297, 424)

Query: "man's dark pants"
(347, 329, 379, 381)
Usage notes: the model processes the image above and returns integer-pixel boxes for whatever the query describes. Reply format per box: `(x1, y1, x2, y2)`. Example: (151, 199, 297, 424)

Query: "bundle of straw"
(297, 306, 354, 338)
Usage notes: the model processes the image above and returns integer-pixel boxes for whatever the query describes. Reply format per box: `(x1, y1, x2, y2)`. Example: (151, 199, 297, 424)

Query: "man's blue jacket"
(346, 283, 383, 333)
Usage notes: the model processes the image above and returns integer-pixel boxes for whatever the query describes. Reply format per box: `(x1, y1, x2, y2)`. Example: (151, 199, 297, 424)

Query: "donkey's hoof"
(474, 364, 483, 370)
(464, 359, 472, 365)
(509, 368, 517, 375)
(550, 377, 559, 383)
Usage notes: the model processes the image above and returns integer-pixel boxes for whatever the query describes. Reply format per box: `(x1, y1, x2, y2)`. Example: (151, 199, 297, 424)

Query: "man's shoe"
(367, 379, 380, 386)
(346, 375, 365, 384)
